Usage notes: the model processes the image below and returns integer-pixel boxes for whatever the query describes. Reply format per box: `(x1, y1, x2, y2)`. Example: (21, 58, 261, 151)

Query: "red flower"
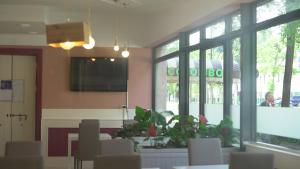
(200, 115, 208, 124)
(148, 123, 157, 137)
(222, 127, 229, 135)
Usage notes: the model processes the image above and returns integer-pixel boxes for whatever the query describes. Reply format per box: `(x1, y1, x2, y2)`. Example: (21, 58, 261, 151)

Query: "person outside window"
(260, 91, 275, 107)
(259, 91, 275, 143)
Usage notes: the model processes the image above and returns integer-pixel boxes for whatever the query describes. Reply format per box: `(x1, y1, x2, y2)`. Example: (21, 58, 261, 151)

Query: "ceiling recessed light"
(21, 23, 31, 28)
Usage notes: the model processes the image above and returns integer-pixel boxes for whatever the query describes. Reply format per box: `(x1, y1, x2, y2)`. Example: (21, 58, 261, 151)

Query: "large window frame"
(153, 0, 300, 149)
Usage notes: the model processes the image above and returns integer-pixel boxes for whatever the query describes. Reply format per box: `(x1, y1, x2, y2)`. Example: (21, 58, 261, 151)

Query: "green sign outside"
(167, 68, 223, 78)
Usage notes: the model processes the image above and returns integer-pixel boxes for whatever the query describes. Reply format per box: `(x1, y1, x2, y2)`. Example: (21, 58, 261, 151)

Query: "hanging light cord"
(88, 4, 92, 36)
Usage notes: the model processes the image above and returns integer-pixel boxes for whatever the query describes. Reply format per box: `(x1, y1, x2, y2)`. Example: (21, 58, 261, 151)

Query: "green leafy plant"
(113, 106, 173, 139)
(113, 106, 236, 148)
(166, 115, 200, 147)
(216, 116, 235, 147)
(165, 114, 235, 148)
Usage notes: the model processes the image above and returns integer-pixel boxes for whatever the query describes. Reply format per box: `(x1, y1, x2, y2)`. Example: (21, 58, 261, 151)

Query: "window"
(257, 0, 300, 23)
(205, 46, 224, 125)
(153, 0, 300, 151)
(232, 13, 241, 31)
(206, 21, 225, 39)
(155, 40, 179, 58)
(256, 19, 300, 149)
(189, 50, 200, 118)
(189, 31, 200, 46)
(155, 57, 179, 115)
(231, 38, 241, 143)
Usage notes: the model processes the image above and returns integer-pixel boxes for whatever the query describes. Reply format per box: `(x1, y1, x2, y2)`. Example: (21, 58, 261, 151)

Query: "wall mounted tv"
(70, 57, 128, 92)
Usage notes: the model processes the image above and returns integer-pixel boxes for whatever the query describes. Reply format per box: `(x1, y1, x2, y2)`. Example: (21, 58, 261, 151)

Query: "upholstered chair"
(188, 138, 223, 165)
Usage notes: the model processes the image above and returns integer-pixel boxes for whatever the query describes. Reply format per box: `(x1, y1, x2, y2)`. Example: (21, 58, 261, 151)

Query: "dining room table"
(173, 164, 229, 169)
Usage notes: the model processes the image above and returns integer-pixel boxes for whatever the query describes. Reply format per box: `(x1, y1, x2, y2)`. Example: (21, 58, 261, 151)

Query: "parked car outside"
(291, 96, 300, 106)
(274, 96, 300, 107)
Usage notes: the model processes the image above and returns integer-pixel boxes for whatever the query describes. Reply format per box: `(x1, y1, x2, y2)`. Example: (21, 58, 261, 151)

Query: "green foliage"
(114, 106, 173, 139)
(165, 115, 235, 148)
(166, 115, 199, 147)
(134, 106, 151, 132)
(232, 38, 240, 62)
(167, 83, 178, 96)
(112, 123, 142, 138)
(113, 106, 236, 148)
(216, 116, 236, 147)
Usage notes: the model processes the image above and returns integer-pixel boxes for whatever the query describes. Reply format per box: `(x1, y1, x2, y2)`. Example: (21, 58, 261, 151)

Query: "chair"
(188, 138, 223, 165)
(5, 141, 42, 157)
(0, 141, 43, 169)
(94, 139, 141, 169)
(99, 139, 134, 155)
(94, 154, 141, 169)
(0, 156, 43, 169)
(74, 120, 99, 169)
(229, 152, 274, 169)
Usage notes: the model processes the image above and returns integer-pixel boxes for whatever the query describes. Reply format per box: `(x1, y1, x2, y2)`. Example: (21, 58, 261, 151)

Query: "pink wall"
(42, 46, 152, 109)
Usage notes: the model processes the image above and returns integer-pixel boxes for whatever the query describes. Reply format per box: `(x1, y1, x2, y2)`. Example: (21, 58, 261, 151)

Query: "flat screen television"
(70, 57, 128, 92)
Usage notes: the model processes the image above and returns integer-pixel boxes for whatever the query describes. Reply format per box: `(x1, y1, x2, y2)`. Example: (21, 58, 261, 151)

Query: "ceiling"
(0, 0, 255, 47)
(0, 21, 45, 35)
(0, 0, 181, 14)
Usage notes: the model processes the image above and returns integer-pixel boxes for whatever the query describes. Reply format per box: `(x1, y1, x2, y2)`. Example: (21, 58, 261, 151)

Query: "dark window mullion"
(199, 28, 206, 116)
(179, 32, 189, 116)
(224, 15, 233, 117)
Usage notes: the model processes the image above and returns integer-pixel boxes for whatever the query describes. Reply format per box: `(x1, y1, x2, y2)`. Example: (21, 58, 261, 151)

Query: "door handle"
(6, 113, 27, 120)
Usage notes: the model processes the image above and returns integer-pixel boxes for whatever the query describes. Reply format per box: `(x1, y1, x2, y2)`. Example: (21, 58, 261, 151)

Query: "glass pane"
(206, 21, 225, 39)
(205, 46, 224, 125)
(155, 40, 179, 58)
(257, 0, 300, 23)
(232, 13, 241, 31)
(189, 31, 200, 46)
(189, 50, 200, 118)
(256, 19, 300, 149)
(155, 57, 179, 115)
(231, 38, 241, 145)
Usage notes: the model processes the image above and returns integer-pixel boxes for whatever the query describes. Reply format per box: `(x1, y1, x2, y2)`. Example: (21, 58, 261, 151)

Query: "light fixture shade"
(113, 45, 120, 51)
(46, 22, 89, 49)
(60, 41, 75, 50)
(83, 36, 95, 49)
(122, 49, 129, 58)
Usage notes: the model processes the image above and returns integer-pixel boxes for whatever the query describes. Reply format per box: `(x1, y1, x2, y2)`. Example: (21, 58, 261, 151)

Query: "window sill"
(245, 142, 300, 157)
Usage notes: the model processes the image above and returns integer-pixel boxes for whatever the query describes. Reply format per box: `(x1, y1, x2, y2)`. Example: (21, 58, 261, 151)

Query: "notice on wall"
(0, 80, 12, 101)
(0, 79, 24, 102)
(13, 80, 24, 102)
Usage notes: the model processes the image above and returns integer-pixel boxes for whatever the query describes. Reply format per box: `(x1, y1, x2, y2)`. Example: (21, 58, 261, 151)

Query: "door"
(0, 54, 36, 156)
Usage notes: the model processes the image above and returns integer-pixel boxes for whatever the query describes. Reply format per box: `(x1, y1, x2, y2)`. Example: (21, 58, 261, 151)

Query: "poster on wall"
(0, 80, 12, 101)
(0, 79, 24, 102)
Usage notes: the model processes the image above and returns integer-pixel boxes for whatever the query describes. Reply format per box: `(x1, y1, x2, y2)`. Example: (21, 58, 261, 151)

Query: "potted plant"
(112, 106, 173, 147)
(166, 115, 199, 147)
(113, 106, 236, 149)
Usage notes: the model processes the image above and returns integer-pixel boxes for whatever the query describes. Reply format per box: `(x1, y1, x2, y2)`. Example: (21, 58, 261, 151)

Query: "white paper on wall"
(12, 79, 24, 102)
(0, 89, 12, 101)
(0, 79, 24, 102)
